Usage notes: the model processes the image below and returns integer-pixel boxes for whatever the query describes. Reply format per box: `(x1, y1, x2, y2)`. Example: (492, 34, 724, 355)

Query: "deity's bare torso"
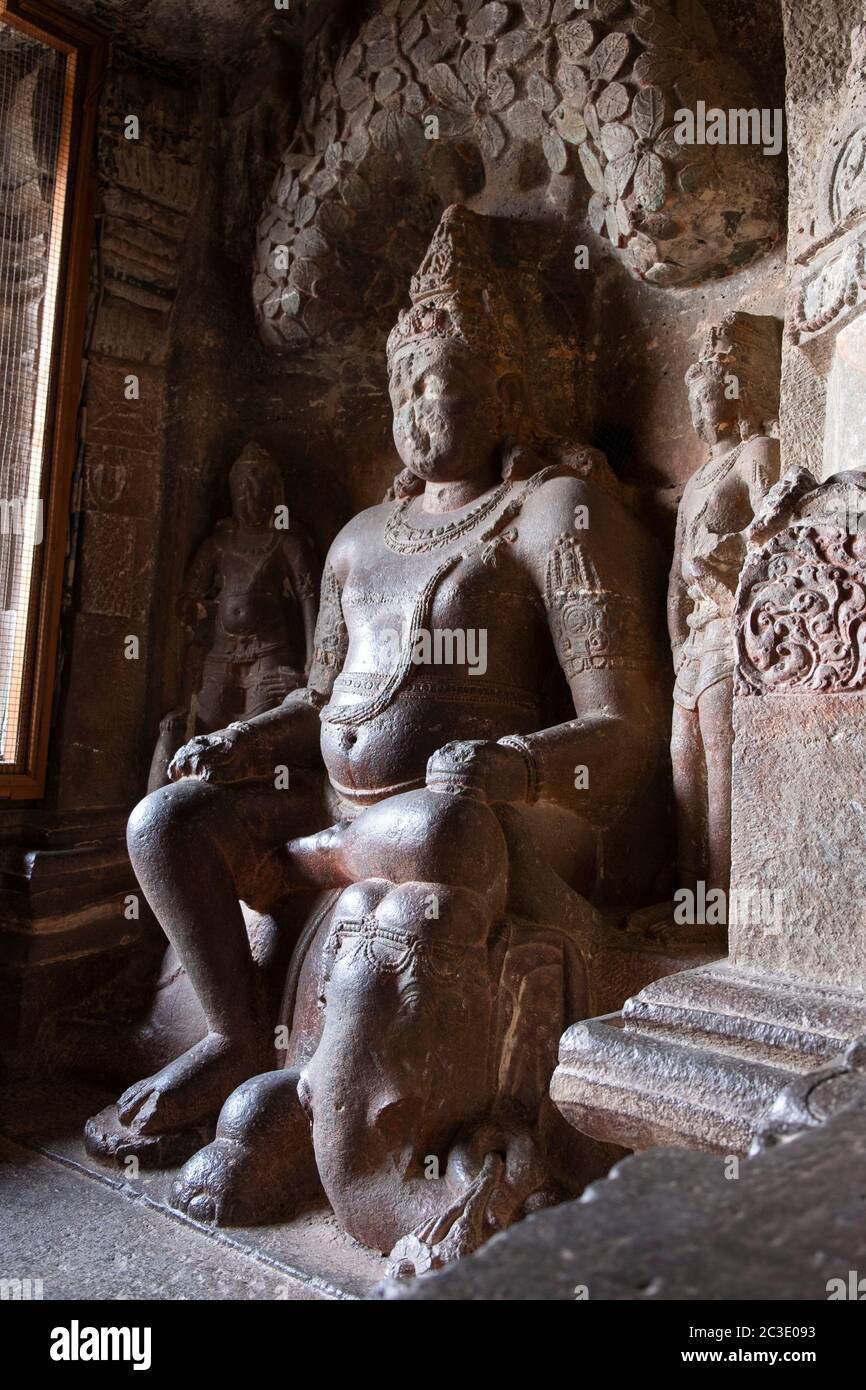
(322, 513, 545, 799)
(315, 471, 661, 829)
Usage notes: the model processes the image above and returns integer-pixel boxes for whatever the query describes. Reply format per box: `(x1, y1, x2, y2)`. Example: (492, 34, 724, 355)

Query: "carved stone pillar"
(551, 470, 866, 1153)
(780, 12, 866, 481)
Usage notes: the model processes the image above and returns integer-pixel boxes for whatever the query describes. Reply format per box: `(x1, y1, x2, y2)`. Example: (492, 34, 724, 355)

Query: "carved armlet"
(543, 533, 656, 678)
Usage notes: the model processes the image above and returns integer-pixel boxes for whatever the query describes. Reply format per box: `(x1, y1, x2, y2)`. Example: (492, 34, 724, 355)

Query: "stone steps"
(551, 962, 866, 1154)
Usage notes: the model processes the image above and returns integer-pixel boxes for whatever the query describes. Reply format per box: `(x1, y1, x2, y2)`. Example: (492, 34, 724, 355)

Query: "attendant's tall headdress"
(687, 311, 782, 435)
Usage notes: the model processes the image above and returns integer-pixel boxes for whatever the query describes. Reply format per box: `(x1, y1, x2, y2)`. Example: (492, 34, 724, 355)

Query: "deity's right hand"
(167, 722, 257, 784)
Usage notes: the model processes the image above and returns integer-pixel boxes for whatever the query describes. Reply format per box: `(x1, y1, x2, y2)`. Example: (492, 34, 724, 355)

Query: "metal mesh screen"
(0, 20, 73, 769)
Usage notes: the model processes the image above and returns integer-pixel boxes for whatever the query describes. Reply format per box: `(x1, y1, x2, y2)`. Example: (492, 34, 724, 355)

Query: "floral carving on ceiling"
(254, 0, 784, 357)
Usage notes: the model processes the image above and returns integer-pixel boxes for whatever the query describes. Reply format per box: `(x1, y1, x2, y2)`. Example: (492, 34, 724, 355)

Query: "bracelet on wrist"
(498, 735, 539, 804)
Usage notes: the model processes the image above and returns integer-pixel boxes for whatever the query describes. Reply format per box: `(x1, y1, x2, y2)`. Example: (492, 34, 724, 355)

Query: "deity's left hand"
(425, 740, 530, 804)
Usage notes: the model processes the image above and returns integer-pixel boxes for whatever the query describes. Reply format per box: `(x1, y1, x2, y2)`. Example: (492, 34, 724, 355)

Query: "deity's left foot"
(84, 1033, 273, 1167)
(169, 1068, 321, 1226)
(83, 1105, 214, 1170)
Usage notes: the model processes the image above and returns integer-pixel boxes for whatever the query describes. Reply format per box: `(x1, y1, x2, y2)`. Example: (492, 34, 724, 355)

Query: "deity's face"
(230, 452, 281, 528)
(389, 339, 508, 484)
(687, 366, 740, 447)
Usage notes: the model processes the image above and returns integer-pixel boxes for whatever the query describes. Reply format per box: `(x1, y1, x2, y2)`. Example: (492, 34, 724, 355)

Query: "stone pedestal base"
(0, 811, 154, 1061)
(551, 960, 866, 1154)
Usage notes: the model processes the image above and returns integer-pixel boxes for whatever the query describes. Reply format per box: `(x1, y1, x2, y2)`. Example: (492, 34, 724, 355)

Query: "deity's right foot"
(84, 1033, 273, 1169)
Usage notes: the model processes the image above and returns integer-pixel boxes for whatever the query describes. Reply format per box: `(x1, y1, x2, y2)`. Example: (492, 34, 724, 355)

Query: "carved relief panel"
(736, 470, 866, 695)
(254, 0, 784, 363)
(789, 21, 866, 480)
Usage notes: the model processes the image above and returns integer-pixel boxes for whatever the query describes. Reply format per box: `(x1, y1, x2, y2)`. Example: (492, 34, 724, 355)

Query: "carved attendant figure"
(669, 313, 782, 897)
(87, 207, 666, 1272)
(148, 444, 319, 789)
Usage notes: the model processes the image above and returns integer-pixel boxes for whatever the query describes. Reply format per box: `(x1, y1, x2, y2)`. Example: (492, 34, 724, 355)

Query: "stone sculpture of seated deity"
(85, 205, 668, 1275)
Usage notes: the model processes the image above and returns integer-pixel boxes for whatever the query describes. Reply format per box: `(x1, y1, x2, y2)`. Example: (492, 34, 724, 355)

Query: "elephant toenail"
(188, 1193, 217, 1224)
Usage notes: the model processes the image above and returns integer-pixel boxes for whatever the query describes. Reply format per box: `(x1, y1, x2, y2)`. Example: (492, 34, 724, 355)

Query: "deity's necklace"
(384, 481, 511, 554)
(694, 438, 749, 491)
(325, 464, 570, 730)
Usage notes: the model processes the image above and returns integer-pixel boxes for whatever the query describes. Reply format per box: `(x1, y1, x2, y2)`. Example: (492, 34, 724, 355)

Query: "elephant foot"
(386, 1127, 556, 1280)
(169, 1068, 321, 1227)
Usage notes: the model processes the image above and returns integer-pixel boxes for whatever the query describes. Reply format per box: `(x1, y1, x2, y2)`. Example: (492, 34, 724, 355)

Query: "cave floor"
(0, 1078, 386, 1301)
